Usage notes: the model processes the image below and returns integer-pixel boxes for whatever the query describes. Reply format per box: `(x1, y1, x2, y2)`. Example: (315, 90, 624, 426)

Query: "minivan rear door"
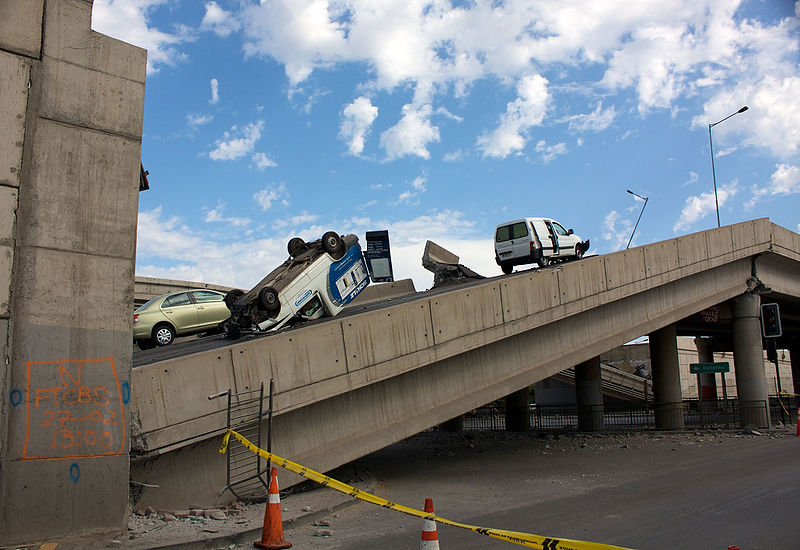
(495, 221, 530, 261)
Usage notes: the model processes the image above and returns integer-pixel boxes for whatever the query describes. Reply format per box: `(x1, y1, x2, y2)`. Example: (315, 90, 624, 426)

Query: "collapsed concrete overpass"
(130, 218, 800, 509)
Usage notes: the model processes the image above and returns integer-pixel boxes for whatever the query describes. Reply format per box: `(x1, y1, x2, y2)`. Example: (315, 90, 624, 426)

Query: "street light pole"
(708, 106, 748, 228)
(626, 189, 648, 249)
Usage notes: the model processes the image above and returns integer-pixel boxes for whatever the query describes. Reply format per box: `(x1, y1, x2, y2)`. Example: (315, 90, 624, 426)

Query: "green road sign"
(690, 362, 730, 374)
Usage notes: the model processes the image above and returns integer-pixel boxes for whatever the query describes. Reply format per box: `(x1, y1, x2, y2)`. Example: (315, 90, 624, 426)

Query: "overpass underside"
(130, 219, 800, 509)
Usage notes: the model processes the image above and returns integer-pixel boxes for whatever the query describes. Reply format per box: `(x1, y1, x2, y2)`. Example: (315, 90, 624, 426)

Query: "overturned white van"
(224, 232, 370, 337)
(494, 217, 590, 274)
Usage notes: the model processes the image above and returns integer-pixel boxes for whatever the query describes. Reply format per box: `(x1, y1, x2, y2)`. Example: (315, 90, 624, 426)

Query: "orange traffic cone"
(420, 497, 440, 549)
(254, 467, 291, 549)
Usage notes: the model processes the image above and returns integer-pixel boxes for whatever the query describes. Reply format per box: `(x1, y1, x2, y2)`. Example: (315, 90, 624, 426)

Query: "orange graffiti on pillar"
(23, 358, 126, 460)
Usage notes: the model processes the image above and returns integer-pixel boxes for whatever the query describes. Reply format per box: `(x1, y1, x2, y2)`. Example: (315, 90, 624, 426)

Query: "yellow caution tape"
(221, 429, 635, 550)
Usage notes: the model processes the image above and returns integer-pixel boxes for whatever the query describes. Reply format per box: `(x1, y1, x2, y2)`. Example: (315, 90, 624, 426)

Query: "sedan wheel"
(154, 324, 175, 346)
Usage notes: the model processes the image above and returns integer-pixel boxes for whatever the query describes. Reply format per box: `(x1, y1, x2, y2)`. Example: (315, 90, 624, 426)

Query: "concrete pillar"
(694, 337, 718, 400)
(649, 325, 684, 429)
(505, 387, 531, 431)
(790, 344, 800, 400)
(575, 357, 604, 432)
(0, 1, 146, 544)
(731, 293, 770, 428)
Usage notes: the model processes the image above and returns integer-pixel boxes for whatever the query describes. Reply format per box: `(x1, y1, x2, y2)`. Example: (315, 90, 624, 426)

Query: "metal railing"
(459, 396, 797, 432)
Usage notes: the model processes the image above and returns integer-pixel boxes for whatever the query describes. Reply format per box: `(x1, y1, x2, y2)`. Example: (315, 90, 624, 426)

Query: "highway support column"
(731, 293, 770, 428)
(694, 337, 718, 400)
(649, 325, 684, 429)
(505, 387, 531, 431)
(575, 357, 604, 432)
(0, 1, 146, 545)
(790, 343, 800, 401)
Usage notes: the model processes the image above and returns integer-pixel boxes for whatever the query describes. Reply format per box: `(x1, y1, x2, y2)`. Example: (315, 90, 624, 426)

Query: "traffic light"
(760, 303, 782, 338)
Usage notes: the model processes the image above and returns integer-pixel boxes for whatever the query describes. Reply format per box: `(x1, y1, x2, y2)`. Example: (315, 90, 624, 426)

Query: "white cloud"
(187, 113, 213, 127)
(476, 75, 550, 159)
(602, 210, 633, 251)
(746, 164, 800, 208)
(253, 184, 289, 211)
(137, 206, 497, 292)
(209, 121, 263, 161)
(673, 182, 739, 233)
(380, 103, 440, 161)
(252, 152, 277, 170)
(443, 149, 465, 162)
(201, 1, 240, 37)
(534, 140, 568, 163)
(339, 97, 379, 156)
(203, 203, 251, 227)
(232, 1, 799, 169)
(209, 78, 220, 104)
(562, 102, 617, 133)
(91, 0, 189, 73)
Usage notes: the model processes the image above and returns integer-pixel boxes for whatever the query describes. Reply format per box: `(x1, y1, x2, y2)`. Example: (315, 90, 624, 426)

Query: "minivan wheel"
(153, 324, 175, 346)
(258, 286, 280, 314)
(501, 263, 513, 275)
(288, 237, 306, 257)
(575, 244, 584, 259)
(321, 231, 346, 259)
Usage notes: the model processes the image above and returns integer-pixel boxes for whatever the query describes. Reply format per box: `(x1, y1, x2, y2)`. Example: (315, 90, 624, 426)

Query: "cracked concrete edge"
(140, 473, 380, 550)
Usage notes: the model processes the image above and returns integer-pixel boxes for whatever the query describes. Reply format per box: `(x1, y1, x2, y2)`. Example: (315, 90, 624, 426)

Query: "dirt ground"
(19, 425, 799, 550)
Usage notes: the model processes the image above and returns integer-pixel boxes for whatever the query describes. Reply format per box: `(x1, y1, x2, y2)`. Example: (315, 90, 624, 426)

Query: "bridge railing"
(459, 397, 795, 432)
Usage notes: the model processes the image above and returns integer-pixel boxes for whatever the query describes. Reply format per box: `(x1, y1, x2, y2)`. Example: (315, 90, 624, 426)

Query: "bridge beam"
(575, 357, 604, 432)
(649, 325, 685, 429)
(731, 293, 770, 427)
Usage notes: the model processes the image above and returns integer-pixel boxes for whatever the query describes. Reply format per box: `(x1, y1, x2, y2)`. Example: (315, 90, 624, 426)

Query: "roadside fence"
(460, 395, 798, 432)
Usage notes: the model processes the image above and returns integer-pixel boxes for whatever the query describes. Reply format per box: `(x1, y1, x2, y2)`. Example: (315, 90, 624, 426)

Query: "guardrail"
(460, 397, 795, 431)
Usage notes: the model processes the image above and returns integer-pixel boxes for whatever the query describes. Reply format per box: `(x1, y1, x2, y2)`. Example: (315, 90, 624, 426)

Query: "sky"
(91, 0, 800, 292)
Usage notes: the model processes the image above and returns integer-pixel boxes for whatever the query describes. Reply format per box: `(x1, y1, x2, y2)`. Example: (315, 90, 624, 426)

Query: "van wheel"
(288, 237, 306, 257)
(258, 286, 280, 314)
(536, 258, 547, 268)
(322, 231, 346, 259)
(575, 244, 584, 259)
(501, 263, 513, 275)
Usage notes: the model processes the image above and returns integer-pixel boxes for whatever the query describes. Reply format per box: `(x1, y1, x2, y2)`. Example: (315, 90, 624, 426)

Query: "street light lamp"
(626, 190, 648, 249)
(708, 106, 748, 228)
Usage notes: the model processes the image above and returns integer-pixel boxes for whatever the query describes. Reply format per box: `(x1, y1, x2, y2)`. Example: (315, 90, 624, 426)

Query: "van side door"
(536, 219, 558, 259)
(551, 221, 578, 257)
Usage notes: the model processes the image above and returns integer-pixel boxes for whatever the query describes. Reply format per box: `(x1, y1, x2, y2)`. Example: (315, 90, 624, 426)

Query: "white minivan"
(494, 217, 589, 274)
(224, 232, 370, 337)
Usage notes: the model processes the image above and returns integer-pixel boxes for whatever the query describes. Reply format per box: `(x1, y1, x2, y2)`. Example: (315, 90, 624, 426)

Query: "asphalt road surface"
(280, 429, 799, 550)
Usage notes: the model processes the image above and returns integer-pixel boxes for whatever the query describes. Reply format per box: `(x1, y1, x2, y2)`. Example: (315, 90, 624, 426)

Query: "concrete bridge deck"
(129, 218, 800, 509)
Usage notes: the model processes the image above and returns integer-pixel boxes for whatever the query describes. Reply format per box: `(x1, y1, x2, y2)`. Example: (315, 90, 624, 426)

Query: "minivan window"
(553, 222, 569, 236)
(497, 222, 529, 242)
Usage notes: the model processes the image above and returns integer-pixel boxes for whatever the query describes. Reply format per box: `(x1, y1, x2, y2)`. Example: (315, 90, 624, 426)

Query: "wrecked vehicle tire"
(224, 288, 245, 310)
(258, 286, 280, 315)
(322, 231, 345, 260)
(287, 237, 306, 258)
